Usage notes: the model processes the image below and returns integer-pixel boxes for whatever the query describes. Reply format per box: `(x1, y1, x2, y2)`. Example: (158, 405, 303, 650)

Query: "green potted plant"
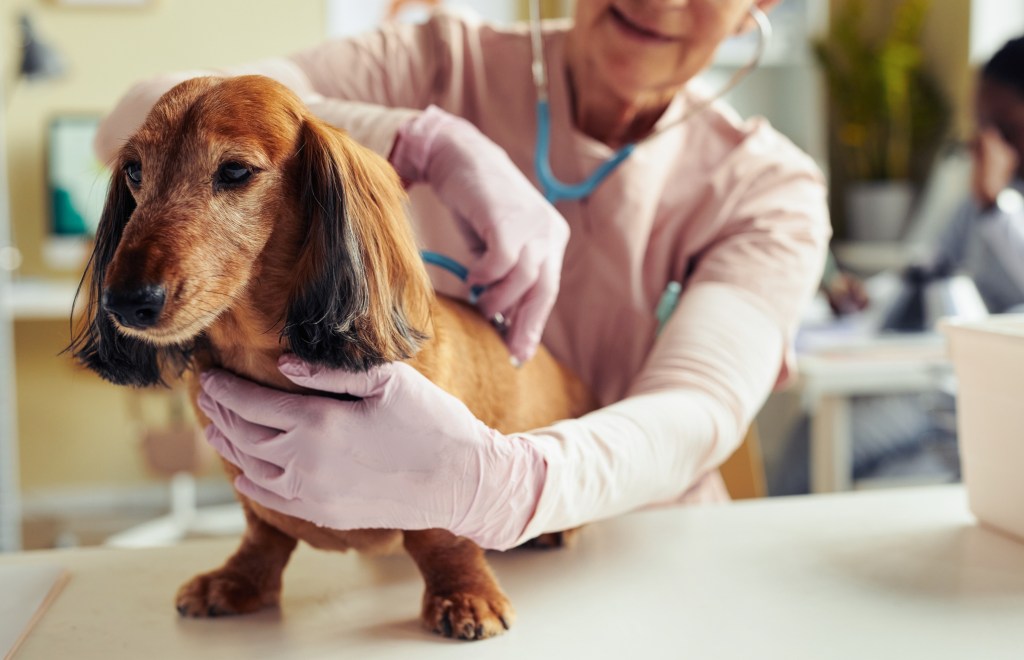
(815, 0, 950, 241)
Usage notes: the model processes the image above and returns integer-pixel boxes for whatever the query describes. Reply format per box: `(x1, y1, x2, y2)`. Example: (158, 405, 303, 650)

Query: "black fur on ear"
(284, 119, 431, 371)
(66, 169, 191, 387)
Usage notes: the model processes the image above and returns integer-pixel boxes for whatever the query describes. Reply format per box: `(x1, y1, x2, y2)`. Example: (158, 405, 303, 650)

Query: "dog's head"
(70, 75, 432, 386)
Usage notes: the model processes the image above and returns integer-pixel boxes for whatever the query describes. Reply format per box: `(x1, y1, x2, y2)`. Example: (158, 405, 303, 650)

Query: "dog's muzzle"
(103, 284, 167, 329)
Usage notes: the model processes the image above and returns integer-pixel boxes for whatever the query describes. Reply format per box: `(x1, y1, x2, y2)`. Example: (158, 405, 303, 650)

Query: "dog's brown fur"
(70, 75, 594, 641)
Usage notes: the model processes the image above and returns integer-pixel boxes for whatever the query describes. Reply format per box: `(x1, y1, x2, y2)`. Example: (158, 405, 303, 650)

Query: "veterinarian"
(95, 0, 829, 550)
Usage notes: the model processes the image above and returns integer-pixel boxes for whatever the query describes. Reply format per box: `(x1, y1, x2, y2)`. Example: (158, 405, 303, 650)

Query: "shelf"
(4, 278, 80, 320)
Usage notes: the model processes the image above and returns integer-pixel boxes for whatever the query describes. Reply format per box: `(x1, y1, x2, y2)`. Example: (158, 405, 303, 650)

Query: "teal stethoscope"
(425, 3, 772, 333)
(529, 0, 772, 204)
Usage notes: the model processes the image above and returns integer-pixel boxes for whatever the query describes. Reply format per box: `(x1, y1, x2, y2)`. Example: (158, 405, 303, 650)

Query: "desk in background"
(3, 486, 1023, 659)
(796, 330, 953, 493)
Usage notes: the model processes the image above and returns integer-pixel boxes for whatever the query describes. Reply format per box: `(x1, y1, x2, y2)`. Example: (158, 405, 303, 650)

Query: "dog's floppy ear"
(285, 118, 432, 371)
(67, 167, 181, 387)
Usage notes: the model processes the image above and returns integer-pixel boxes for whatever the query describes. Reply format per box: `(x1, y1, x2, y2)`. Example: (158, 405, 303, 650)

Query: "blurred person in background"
(913, 34, 1024, 313)
(772, 35, 1024, 495)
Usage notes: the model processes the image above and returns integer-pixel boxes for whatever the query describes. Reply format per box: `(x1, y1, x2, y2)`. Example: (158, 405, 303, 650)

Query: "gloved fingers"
(278, 356, 398, 399)
(232, 475, 309, 518)
(236, 474, 405, 531)
(200, 369, 300, 431)
(205, 425, 286, 485)
(466, 235, 520, 289)
(474, 242, 544, 320)
(202, 397, 296, 465)
(198, 389, 281, 447)
(502, 280, 555, 366)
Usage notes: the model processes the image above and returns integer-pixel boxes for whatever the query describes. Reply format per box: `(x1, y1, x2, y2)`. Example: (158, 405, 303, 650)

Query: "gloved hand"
(390, 105, 570, 366)
(822, 271, 870, 317)
(197, 355, 548, 550)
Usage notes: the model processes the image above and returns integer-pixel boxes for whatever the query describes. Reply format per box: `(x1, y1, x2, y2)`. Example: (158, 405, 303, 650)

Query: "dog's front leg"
(175, 503, 298, 617)
(402, 529, 515, 640)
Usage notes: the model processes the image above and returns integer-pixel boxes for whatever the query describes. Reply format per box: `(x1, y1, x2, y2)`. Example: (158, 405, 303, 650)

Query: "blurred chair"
(903, 144, 971, 251)
(721, 425, 767, 500)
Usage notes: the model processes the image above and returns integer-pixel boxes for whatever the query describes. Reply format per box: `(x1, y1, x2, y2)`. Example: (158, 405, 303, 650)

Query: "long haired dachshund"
(70, 75, 594, 641)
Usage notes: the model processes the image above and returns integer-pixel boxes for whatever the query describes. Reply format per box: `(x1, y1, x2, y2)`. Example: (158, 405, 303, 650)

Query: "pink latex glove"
(197, 355, 547, 550)
(390, 105, 569, 365)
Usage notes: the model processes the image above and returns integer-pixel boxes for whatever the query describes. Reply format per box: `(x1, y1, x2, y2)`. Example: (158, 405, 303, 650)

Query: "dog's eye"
(124, 162, 142, 185)
(216, 162, 253, 186)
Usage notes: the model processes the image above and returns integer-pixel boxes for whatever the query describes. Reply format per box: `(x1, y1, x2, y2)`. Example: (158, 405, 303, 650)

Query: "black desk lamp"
(19, 14, 66, 82)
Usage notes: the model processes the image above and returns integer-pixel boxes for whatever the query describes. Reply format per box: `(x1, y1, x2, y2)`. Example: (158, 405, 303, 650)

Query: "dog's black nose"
(103, 285, 166, 329)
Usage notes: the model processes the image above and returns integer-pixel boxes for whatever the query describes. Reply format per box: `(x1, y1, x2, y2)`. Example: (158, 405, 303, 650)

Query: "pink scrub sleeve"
(94, 19, 450, 163)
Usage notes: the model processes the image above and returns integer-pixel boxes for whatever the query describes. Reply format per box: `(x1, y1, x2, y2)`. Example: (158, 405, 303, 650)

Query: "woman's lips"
(609, 5, 682, 43)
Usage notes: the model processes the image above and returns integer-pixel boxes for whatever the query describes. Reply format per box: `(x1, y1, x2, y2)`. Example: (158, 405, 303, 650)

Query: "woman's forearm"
(96, 15, 449, 163)
(512, 282, 784, 546)
(94, 58, 421, 163)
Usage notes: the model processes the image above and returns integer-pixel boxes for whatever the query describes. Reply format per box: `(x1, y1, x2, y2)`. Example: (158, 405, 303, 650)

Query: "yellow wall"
(828, 0, 974, 140)
(919, 0, 974, 140)
(6, 0, 324, 492)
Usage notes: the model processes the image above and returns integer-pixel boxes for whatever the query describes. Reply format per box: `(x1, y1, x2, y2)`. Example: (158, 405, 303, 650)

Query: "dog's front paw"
(175, 568, 275, 618)
(422, 590, 515, 640)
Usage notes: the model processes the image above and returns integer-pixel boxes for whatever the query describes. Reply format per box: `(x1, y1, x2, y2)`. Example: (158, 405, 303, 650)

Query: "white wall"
(326, 0, 518, 37)
(970, 0, 1024, 63)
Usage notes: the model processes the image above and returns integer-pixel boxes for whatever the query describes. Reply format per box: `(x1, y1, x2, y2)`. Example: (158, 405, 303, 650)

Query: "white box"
(943, 315, 1024, 541)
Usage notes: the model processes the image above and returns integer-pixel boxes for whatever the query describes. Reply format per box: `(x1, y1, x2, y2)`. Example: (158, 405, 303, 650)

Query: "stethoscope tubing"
(529, 1, 772, 203)
(534, 99, 636, 203)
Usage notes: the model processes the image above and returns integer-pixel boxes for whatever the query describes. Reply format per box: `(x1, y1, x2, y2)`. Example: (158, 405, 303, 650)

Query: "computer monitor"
(45, 115, 109, 268)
